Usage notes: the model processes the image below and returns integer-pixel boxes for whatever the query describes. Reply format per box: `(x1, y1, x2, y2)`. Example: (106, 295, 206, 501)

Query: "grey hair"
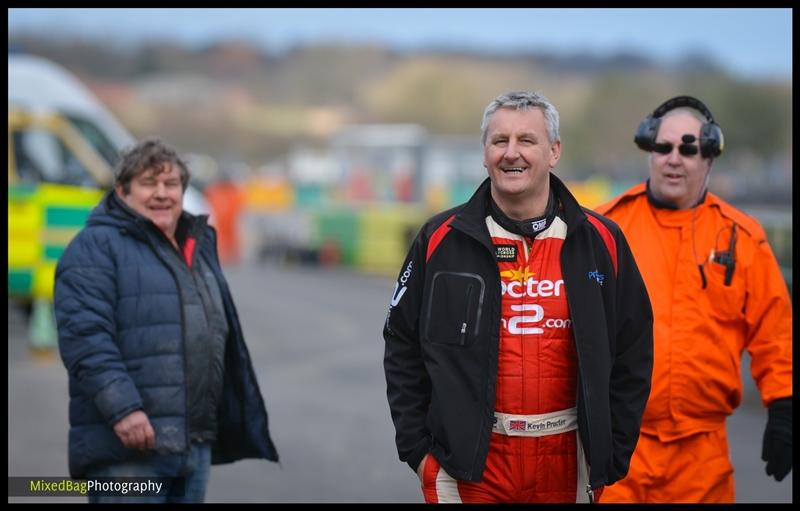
(115, 136, 190, 194)
(480, 91, 561, 146)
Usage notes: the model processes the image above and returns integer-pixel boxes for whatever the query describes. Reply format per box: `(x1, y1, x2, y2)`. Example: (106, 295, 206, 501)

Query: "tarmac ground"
(7, 263, 792, 503)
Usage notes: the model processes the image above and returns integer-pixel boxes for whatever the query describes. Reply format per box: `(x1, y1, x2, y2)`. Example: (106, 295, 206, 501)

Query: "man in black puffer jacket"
(55, 137, 278, 503)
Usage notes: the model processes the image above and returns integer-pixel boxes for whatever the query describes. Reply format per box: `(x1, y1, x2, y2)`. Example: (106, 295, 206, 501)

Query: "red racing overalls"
(422, 211, 592, 503)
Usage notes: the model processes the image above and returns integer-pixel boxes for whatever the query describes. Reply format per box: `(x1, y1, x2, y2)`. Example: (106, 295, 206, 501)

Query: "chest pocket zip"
(424, 271, 485, 346)
(460, 283, 474, 345)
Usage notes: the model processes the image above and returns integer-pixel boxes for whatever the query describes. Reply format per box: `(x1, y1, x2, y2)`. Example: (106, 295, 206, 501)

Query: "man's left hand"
(761, 397, 792, 482)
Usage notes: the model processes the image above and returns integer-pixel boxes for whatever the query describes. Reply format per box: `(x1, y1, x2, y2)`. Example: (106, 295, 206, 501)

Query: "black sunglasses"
(652, 134, 699, 156)
(652, 142, 699, 156)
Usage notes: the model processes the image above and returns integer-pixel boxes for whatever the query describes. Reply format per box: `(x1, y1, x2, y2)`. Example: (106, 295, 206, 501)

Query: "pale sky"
(8, 8, 792, 80)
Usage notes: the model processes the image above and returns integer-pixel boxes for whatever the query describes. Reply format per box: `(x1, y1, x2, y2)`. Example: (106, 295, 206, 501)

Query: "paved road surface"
(7, 263, 792, 503)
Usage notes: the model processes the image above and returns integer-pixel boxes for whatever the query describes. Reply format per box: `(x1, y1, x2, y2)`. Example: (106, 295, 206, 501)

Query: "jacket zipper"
(191, 259, 216, 434)
(569, 268, 594, 489)
(447, 219, 512, 480)
(460, 283, 474, 345)
(143, 232, 191, 450)
(185, 223, 220, 442)
(521, 235, 535, 478)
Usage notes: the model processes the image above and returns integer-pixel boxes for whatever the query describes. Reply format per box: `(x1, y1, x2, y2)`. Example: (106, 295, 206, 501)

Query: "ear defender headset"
(634, 95, 724, 159)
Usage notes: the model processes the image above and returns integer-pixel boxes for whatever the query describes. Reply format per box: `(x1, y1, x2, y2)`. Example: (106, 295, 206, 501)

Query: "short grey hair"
(115, 136, 190, 194)
(480, 91, 561, 146)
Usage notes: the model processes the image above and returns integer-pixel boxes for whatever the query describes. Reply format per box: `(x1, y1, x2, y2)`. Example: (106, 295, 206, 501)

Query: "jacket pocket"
(704, 262, 745, 322)
(423, 271, 485, 347)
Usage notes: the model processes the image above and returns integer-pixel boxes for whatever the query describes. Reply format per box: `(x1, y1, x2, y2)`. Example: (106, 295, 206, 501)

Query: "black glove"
(761, 397, 792, 482)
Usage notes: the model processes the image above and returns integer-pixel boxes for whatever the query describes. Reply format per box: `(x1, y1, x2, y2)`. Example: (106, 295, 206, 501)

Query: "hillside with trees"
(9, 34, 791, 203)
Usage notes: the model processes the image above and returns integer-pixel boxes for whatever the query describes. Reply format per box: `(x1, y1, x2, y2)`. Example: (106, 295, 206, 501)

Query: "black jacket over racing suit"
(383, 174, 653, 489)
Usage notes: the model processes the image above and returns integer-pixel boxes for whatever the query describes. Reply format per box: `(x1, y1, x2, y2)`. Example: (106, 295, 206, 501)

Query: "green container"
(314, 207, 359, 266)
(8, 269, 33, 296)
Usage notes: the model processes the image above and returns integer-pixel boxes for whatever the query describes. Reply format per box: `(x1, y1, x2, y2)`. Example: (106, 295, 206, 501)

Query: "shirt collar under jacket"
(489, 186, 559, 238)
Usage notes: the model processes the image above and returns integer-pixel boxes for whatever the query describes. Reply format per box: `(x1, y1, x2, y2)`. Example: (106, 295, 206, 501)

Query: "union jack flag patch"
(509, 420, 527, 431)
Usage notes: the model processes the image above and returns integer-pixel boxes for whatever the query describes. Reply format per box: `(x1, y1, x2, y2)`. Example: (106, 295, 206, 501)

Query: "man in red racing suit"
(419, 196, 588, 502)
(383, 91, 653, 503)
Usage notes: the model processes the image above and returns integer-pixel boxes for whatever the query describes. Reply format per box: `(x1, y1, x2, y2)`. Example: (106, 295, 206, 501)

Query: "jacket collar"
(645, 178, 708, 209)
(89, 190, 208, 247)
(451, 173, 589, 246)
(489, 186, 558, 238)
(548, 172, 590, 235)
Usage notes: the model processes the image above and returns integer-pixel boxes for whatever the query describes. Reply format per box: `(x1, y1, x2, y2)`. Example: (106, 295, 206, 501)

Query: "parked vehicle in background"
(8, 52, 209, 348)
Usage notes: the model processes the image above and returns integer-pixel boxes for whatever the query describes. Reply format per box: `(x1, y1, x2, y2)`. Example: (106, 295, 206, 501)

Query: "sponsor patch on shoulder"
(495, 244, 517, 261)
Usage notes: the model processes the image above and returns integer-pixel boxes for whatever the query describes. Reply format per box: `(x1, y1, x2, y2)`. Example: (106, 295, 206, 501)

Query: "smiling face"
(648, 111, 711, 210)
(483, 107, 561, 217)
(116, 162, 184, 240)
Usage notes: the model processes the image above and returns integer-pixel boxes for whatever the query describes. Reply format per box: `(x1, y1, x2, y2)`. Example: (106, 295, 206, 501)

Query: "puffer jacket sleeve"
(55, 231, 143, 425)
(607, 225, 654, 482)
(383, 226, 431, 474)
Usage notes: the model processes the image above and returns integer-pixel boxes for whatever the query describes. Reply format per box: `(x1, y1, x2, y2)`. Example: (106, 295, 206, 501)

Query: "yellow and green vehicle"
(9, 53, 134, 311)
(8, 109, 109, 301)
(8, 53, 208, 349)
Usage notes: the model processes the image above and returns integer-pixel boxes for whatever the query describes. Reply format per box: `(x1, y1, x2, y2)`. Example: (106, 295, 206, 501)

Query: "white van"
(8, 52, 209, 213)
(8, 52, 208, 310)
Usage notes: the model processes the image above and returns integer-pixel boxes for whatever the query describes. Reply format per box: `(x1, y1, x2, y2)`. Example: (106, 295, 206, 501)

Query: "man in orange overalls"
(204, 178, 243, 265)
(596, 96, 792, 503)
